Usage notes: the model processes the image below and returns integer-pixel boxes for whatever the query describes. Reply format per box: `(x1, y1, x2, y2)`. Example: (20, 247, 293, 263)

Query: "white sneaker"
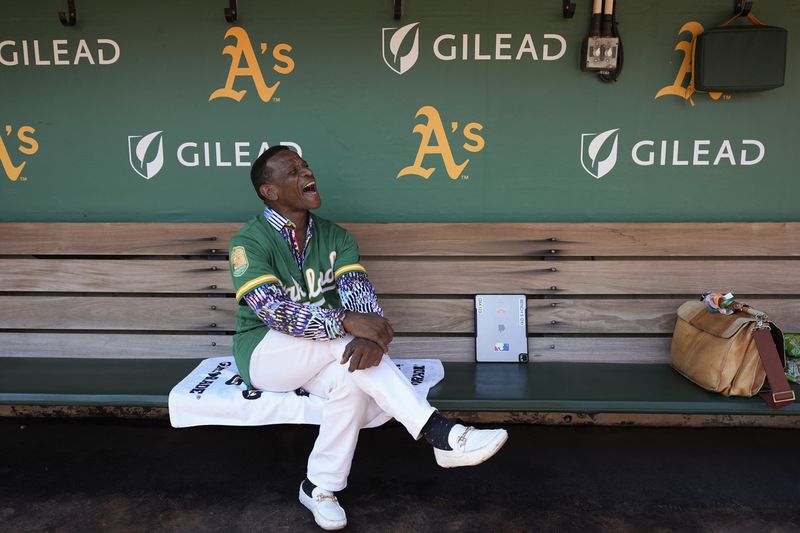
(298, 482, 347, 530)
(433, 424, 508, 468)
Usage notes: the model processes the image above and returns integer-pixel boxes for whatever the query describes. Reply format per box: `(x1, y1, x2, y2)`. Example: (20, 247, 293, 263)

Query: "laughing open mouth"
(302, 181, 318, 195)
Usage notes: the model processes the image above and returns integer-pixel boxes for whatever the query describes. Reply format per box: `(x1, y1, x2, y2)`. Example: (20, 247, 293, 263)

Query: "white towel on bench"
(168, 356, 444, 429)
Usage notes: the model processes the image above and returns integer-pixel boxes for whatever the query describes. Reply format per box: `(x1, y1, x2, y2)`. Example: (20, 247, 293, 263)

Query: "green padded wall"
(1, 0, 797, 222)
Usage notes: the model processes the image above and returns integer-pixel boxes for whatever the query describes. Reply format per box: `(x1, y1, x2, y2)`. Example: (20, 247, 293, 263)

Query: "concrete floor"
(1, 419, 799, 532)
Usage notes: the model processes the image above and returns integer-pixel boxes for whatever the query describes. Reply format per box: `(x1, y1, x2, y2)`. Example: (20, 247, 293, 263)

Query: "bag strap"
(720, 12, 764, 27)
(752, 328, 796, 409)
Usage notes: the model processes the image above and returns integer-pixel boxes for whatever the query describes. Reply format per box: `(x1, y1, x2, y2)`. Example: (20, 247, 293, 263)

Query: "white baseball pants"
(249, 330, 436, 492)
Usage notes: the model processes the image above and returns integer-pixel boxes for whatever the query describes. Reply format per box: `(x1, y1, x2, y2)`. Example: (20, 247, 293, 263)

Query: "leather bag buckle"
(772, 391, 796, 403)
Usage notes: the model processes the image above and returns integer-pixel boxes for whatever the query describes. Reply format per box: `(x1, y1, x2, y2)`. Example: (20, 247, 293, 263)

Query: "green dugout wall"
(0, 0, 797, 222)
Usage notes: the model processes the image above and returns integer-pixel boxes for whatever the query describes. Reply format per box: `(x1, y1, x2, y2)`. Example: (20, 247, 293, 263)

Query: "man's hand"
(342, 312, 393, 353)
(340, 338, 385, 372)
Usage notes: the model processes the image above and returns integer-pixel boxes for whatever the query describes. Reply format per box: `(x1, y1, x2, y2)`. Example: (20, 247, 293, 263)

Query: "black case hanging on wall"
(694, 14, 787, 92)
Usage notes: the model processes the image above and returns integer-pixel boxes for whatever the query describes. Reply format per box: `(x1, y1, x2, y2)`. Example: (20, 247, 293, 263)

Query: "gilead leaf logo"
(382, 22, 420, 75)
(128, 131, 165, 180)
(580, 128, 620, 179)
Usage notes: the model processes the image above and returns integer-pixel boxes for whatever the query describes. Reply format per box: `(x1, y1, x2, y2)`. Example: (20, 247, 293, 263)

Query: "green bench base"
(2, 358, 798, 416)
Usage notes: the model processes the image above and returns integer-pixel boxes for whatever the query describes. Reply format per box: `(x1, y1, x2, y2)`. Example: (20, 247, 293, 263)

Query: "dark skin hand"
(343, 311, 393, 353)
(340, 337, 385, 372)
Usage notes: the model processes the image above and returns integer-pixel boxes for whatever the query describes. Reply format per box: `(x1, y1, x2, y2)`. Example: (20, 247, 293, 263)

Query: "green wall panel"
(1, 0, 797, 222)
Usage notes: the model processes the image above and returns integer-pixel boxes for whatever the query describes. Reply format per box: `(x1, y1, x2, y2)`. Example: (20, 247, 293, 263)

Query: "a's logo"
(1, 124, 39, 182)
(398, 105, 485, 181)
(580, 128, 620, 179)
(210, 27, 295, 103)
(128, 131, 165, 180)
(655, 22, 724, 106)
(382, 22, 420, 75)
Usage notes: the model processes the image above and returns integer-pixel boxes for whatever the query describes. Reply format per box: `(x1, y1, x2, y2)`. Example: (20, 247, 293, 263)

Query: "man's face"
(262, 150, 321, 212)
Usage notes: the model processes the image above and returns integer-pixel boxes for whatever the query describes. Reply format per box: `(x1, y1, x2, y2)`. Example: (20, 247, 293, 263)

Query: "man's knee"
(327, 364, 371, 409)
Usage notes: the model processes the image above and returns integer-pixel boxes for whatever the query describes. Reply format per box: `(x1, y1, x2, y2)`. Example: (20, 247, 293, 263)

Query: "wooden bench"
(1, 222, 799, 427)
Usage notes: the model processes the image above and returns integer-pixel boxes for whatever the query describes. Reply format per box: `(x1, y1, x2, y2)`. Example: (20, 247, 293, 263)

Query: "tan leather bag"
(670, 300, 795, 409)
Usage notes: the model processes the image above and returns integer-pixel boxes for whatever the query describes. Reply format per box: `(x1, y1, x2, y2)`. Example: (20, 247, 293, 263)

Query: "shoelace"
(456, 426, 476, 449)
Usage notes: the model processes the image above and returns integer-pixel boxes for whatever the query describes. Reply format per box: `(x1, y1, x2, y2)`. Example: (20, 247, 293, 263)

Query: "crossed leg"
(249, 331, 436, 491)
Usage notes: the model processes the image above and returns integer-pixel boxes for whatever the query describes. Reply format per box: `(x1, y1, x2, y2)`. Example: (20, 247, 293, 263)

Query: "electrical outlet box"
(581, 36, 619, 72)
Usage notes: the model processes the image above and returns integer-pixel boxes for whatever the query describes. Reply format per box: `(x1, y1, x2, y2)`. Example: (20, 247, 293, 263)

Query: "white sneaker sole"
(435, 429, 509, 468)
(298, 485, 347, 531)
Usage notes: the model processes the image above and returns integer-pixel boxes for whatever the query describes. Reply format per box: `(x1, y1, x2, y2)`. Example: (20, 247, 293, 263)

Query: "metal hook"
(563, 0, 576, 18)
(58, 0, 77, 26)
(735, 0, 753, 17)
(394, 0, 402, 20)
(224, 0, 238, 23)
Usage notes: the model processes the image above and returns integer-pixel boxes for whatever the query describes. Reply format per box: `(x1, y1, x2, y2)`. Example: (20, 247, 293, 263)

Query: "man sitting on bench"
(228, 146, 508, 530)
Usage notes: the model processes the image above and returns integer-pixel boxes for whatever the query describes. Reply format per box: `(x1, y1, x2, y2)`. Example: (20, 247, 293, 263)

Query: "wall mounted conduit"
(58, 0, 77, 26)
(225, 0, 238, 23)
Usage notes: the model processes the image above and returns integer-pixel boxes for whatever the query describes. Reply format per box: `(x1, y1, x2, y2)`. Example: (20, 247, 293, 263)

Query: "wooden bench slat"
(366, 260, 800, 295)
(0, 223, 237, 255)
(0, 296, 238, 331)
(527, 298, 800, 334)
(0, 259, 230, 293)
(0, 333, 231, 359)
(2, 222, 799, 257)
(380, 299, 474, 334)
(4, 296, 798, 335)
(399, 337, 670, 364)
(0, 333, 670, 363)
(4, 258, 798, 295)
(0, 333, 474, 360)
(346, 222, 800, 257)
(384, 298, 800, 334)
(529, 338, 670, 363)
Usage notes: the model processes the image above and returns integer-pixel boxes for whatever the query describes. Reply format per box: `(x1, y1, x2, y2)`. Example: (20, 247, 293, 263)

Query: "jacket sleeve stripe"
(235, 274, 281, 301)
(334, 263, 367, 279)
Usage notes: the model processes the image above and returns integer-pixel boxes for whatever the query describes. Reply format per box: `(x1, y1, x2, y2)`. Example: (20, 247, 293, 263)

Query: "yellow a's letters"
(272, 43, 295, 74)
(655, 22, 722, 105)
(398, 106, 468, 180)
(462, 123, 485, 153)
(17, 126, 38, 155)
(0, 136, 24, 181)
(209, 27, 280, 103)
(0, 125, 37, 182)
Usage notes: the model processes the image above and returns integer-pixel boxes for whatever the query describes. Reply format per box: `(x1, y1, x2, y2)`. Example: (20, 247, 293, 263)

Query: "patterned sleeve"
(336, 271, 384, 317)
(243, 282, 347, 341)
(330, 225, 384, 317)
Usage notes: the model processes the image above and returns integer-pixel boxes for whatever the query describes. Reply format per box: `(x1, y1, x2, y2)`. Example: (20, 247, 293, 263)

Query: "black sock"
(420, 412, 456, 451)
(302, 478, 317, 498)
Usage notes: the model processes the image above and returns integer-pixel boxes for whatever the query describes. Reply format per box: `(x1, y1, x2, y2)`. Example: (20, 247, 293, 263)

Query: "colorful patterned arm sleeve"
(243, 282, 347, 341)
(336, 271, 384, 317)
